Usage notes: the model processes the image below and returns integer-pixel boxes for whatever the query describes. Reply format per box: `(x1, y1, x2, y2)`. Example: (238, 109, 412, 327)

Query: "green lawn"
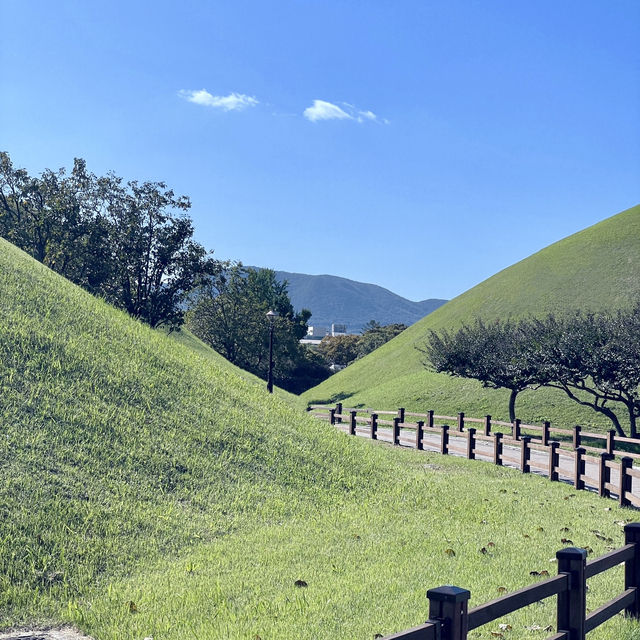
(1, 237, 640, 639)
(303, 205, 640, 434)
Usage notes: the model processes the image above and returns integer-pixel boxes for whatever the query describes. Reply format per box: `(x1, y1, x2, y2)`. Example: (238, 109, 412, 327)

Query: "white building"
(306, 326, 329, 338)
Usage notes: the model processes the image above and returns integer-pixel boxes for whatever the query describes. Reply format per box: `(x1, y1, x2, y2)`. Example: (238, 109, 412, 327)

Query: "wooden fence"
(309, 404, 640, 638)
(383, 523, 640, 640)
(308, 404, 640, 507)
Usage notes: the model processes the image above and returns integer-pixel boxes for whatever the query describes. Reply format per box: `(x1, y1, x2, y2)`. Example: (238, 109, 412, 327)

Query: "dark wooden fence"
(309, 403, 640, 638)
(308, 404, 640, 507)
(381, 523, 640, 640)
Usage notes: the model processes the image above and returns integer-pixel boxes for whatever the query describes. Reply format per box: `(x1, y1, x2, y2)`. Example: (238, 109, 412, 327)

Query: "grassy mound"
(1, 237, 639, 639)
(303, 205, 640, 430)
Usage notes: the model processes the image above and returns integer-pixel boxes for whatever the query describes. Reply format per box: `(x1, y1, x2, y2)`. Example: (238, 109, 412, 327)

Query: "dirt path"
(0, 627, 94, 640)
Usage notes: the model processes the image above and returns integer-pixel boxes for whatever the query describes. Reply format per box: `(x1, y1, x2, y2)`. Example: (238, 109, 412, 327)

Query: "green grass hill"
(303, 205, 640, 430)
(2, 235, 640, 640)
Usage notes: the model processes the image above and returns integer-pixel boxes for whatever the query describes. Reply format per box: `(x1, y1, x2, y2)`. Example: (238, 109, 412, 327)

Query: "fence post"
(329, 408, 336, 425)
(620, 457, 632, 508)
(427, 410, 434, 430)
(335, 402, 342, 424)
(542, 421, 550, 447)
(574, 447, 585, 490)
(397, 407, 405, 424)
(349, 410, 357, 436)
(483, 415, 491, 436)
(606, 430, 615, 455)
(512, 418, 521, 441)
(370, 413, 378, 440)
(520, 436, 531, 473)
(427, 586, 470, 640)
(572, 425, 581, 450)
(549, 441, 559, 482)
(467, 427, 476, 460)
(416, 420, 424, 451)
(457, 412, 465, 432)
(392, 417, 400, 446)
(493, 432, 503, 466)
(598, 452, 613, 498)
(556, 547, 587, 640)
(624, 523, 640, 618)
(441, 424, 449, 455)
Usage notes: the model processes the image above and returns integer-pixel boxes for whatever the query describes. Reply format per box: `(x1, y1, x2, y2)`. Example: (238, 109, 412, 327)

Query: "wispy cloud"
(303, 100, 352, 122)
(178, 89, 259, 111)
(303, 100, 388, 124)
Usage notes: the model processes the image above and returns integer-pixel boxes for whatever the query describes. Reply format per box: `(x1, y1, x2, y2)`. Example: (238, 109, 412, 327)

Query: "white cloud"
(178, 89, 259, 111)
(303, 100, 353, 122)
(303, 100, 388, 124)
(357, 110, 378, 122)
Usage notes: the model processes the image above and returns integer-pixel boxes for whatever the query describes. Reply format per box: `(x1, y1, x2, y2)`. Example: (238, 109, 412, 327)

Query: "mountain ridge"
(269, 269, 447, 333)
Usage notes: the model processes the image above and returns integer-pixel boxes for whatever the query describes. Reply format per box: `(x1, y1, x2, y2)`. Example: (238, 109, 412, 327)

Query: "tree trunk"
(508, 389, 518, 422)
(628, 406, 638, 439)
(548, 383, 627, 437)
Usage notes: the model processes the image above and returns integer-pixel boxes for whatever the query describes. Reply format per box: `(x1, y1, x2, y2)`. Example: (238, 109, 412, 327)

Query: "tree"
(0, 153, 113, 291)
(357, 321, 407, 359)
(0, 152, 217, 329)
(99, 178, 218, 328)
(535, 310, 640, 437)
(422, 309, 640, 436)
(423, 318, 546, 422)
(186, 266, 329, 392)
(318, 334, 360, 367)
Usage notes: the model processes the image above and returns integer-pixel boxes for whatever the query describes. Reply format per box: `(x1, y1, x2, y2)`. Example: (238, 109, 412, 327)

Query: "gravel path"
(0, 628, 94, 640)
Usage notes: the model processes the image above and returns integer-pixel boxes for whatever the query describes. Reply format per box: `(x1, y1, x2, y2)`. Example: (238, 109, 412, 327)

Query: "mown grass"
(303, 205, 640, 432)
(2, 237, 640, 639)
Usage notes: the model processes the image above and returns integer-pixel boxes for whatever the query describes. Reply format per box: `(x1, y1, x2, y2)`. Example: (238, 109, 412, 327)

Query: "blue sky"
(1, 0, 638, 301)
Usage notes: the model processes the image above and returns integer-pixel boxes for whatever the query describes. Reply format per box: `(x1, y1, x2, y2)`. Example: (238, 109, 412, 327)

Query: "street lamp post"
(266, 310, 278, 393)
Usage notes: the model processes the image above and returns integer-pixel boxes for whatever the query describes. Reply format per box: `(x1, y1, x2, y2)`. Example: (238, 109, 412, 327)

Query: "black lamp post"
(266, 310, 278, 393)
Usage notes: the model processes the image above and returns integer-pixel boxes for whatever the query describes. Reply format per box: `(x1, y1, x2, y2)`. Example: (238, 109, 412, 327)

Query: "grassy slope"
(165, 328, 307, 411)
(303, 205, 640, 429)
(1, 237, 640, 640)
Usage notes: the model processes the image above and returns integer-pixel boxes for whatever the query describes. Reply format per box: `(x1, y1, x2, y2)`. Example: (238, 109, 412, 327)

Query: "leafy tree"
(0, 153, 113, 291)
(423, 309, 640, 436)
(0, 151, 217, 328)
(423, 318, 546, 422)
(98, 177, 218, 328)
(535, 310, 640, 437)
(318, 334, 360, 367)
(357, 321, 407, 358)
(187, 266, 329, 392)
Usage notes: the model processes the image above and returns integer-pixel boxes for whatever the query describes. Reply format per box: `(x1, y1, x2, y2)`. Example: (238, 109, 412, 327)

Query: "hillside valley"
(1, 236, 638, 639)
(303, 204, 640, 433)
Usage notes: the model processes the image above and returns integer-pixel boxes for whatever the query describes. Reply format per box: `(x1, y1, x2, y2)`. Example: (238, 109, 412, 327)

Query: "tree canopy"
(317, 321, 408, 369)
(0, 152, 217, 328)
(186, 266, 329, 393)
(422, 307, 640, 436)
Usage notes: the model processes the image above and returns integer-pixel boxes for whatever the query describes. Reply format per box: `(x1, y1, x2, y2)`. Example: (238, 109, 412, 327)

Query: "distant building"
(331, 323, 347, 336)
(306, 326, 329, 338)
(300, 324, 349, 346)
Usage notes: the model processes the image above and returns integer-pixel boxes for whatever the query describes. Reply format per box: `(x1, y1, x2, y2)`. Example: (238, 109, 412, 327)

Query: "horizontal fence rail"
(379, 524, 640, 640)
(308, 404, 640, 507)
(309, 405, 640, 638)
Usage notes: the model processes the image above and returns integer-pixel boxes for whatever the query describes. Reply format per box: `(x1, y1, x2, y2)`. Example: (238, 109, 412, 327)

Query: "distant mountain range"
(271, 270, 447, 334)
